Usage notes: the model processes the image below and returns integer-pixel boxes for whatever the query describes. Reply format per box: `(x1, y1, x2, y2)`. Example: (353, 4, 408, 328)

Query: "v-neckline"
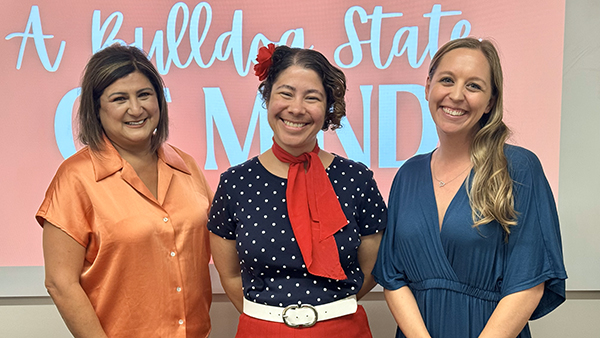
(426, 152, 470, 233)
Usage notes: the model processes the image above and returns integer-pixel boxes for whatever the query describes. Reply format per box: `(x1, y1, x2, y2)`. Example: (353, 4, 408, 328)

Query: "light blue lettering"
(378, 84, 437, 168)
(204, 88, 271, 170)
(148, 30, 166, 73)
(336, 85, 372, 166)
(369, 6, 404, 69)
(189, 2, 214, 67)
(334, 6, 370, 68)
(91, 10, 126, 53)
(421, 4, 465, 62)
(451, 19, 471, 39)
(89, 3, 305, 76)
(132, 27, 144, 50)
(385, 26, 419, 68)
(383, 4, 463, 68)
(334, 4, 468, 70)
(5, 5, 66, 72)
(54, 88, 81, 159)
(189, 3, 305, 76)
(166, 2, 194, 70)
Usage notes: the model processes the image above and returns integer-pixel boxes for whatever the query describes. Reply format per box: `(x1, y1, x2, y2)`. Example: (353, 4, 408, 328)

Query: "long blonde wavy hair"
(428, 38, 517, 236)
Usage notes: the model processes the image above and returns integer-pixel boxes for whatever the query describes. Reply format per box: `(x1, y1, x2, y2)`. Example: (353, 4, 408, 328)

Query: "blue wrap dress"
(372, 145, 566, 338)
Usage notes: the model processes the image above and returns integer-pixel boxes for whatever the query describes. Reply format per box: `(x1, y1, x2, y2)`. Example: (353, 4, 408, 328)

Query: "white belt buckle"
(282, 304, 318, 328)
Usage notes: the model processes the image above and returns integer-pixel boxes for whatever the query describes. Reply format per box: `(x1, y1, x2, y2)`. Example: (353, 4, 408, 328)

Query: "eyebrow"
(275, 84, 295, 92)
(275, 84, 324, 97)
(438, 71, 487, 83)
(106, 87, 154, 99)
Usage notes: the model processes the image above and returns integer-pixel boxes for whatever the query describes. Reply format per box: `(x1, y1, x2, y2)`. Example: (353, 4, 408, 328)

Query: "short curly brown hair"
(257, 46, 346, 131)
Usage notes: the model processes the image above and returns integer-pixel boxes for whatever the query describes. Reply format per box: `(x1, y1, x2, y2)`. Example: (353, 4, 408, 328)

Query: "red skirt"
(234, 305, 373, 338)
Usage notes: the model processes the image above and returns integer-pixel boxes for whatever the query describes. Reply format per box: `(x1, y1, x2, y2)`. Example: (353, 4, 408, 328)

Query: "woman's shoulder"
(331, 154, 371, 172)
(42, 147, 97, 203)
(53, 146, 95, 178)
(504, 144, 538, 161)
(162, 143, 207, 175)
(330, 155, 383, 183)
(503, 144, 553, 191)
(219, 155, 262, 178)
(405, 152, 432, 165)
(396, 152, 432, 175)
(504, 144, 544, 174)
(164, 143, 194, 161)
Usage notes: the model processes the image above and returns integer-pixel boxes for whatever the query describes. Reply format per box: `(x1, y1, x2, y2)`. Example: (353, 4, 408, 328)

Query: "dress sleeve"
(207, 171, 237, 240)
(372, 170, 409, 290)
(500, 149, 567, 319)
(356, 167, 387, 236)
(35, 162, 93, 248)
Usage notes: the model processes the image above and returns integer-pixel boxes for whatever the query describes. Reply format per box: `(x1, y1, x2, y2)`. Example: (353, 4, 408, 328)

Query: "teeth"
(126, 119, 145, 125)
(283, 120, 306, 128)
(442, 107, 466, 116)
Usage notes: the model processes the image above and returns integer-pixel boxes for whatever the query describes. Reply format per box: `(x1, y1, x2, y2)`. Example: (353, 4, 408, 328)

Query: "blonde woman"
(373, 38, 566, 338)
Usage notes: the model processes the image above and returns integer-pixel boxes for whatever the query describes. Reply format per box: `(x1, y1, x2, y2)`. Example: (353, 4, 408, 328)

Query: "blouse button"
(163, 217, 169, 222)
(178, 319, 184, 325)
(176, 287, 182, 292)
(170, 251, 176, 257)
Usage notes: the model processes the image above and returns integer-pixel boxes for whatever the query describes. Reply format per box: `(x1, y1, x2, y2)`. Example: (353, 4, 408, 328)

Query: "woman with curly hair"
(208, 44, 387, 337)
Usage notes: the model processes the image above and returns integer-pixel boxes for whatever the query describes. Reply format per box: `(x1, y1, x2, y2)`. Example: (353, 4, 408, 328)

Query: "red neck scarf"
(271, 140, 348, 280)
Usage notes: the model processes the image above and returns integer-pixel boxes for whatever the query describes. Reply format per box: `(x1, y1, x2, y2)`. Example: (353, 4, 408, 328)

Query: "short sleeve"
(501, 148, 567, 319)
(207, 171, 237, 240)
(35, 160, 93, 248)
(356, 166, 387, 236)
(372, 170, 409, 290)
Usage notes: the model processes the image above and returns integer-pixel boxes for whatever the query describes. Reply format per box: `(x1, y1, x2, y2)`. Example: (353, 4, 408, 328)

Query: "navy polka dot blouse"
(208, 155, 387, 307)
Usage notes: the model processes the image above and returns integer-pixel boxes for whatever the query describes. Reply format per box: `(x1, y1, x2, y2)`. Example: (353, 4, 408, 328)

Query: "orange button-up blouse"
(36, 140, 213, 338)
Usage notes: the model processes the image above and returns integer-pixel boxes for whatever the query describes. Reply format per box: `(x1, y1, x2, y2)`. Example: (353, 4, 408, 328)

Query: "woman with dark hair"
(372, 37, 567, 337)
(208, 44, 387, 337)
(37, 44, 213, 338)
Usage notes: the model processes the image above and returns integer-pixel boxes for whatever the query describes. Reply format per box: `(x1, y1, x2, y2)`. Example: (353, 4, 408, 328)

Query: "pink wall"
(0, 0, 565, 266)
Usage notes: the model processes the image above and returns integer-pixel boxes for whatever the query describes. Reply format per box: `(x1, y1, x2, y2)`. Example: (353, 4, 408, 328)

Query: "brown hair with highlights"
(78, 44, 168, 153)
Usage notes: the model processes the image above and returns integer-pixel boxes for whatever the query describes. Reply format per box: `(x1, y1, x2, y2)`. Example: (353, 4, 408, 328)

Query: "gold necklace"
(432, 159, 472, 188)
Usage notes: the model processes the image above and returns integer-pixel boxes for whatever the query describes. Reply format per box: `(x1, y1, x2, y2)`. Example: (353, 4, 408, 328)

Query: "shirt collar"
(91, 136, 191, 182)
(158, 143, 191, 175)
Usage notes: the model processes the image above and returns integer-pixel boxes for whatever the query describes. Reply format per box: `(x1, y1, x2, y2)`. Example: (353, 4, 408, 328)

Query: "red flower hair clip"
(254, 43, 276, 81)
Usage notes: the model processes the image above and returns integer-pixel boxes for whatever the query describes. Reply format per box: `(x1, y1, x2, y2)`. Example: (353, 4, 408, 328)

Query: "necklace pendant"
(439, 181, 446, 187)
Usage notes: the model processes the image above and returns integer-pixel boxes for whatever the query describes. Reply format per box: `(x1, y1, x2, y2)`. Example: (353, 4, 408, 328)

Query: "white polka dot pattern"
(208, 156, 387, 306)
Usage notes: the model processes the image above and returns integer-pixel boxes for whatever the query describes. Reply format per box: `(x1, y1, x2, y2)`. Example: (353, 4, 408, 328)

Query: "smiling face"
(426, 47, 494, 140)
(267, 65, 327, 156)
(99, 71, 160, 155)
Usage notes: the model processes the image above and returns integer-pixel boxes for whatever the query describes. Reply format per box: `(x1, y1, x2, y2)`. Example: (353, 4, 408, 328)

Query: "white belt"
(243, 295, 358, 328)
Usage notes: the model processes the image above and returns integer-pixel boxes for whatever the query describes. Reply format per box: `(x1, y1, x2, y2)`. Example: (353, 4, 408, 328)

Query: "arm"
(356, 232, 382, 300)
(383, 286, 431, 338)
(209, 232, 244, 313)
(478, 282, 544, 338)
(42, 221, 108, 338)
